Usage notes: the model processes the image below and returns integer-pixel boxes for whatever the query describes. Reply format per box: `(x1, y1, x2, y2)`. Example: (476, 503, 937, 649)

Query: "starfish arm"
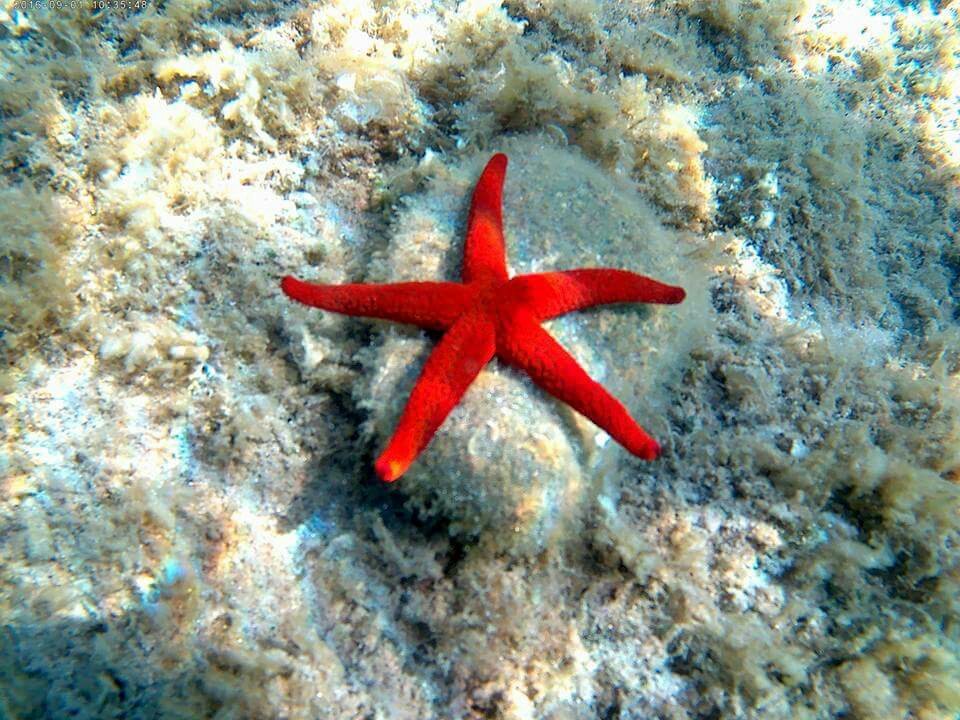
(498, 316, 661, 460)
(461, 153, 509, 285)
(509, 269, 686, 321)
(375, 313, 496, 481)
(281, 276, 472, 330)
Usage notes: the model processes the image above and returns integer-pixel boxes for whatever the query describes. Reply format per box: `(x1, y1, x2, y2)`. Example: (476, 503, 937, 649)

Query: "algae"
(1, 0, 958, 718)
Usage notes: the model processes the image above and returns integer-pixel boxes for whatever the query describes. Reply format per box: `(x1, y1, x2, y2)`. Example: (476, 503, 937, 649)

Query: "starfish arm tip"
(669, 286, 686, 304)
(280, 275, 306, 300)
(374, 454, 406, 483)
(640, 439, 662, 461)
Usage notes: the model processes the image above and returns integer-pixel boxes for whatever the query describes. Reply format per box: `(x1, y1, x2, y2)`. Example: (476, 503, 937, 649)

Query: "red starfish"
(282, 154, 686, 481)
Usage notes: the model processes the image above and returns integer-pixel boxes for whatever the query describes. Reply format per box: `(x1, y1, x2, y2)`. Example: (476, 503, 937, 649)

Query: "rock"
(360, 136, 711, 550)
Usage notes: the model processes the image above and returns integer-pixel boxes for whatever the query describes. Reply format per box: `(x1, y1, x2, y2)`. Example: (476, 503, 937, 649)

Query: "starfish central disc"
(281, 154, 686, 481)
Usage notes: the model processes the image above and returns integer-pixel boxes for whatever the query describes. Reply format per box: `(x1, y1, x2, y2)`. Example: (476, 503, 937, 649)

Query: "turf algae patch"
(361, 136, 712, 551)
(0, 183, 79, 389)
(5, 0, 959, 716)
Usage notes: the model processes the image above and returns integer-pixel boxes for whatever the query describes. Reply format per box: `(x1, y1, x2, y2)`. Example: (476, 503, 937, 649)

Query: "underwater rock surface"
(2, 0, 959, 718)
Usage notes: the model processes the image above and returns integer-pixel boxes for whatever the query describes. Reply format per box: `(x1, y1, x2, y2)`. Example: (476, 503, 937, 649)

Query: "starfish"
(282, 154, 686, 481)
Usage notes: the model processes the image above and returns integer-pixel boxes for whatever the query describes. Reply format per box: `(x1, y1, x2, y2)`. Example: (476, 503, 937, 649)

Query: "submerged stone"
(362, 136, 711, 550)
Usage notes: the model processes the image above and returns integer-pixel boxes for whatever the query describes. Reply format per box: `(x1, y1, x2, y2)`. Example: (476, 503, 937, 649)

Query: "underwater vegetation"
(1, 0, 958, 718)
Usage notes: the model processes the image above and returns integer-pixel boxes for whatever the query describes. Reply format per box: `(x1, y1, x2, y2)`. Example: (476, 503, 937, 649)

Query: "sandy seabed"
(2, 0, 959, 718)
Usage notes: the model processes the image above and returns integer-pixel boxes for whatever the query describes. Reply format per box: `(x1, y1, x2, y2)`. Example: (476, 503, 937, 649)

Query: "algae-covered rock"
(361, 136, 711, 549)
